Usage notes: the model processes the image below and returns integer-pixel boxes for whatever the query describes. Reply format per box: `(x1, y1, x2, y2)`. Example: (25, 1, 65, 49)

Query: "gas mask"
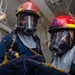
(17, 13, 38, 35)
(49, 30, 74, 55)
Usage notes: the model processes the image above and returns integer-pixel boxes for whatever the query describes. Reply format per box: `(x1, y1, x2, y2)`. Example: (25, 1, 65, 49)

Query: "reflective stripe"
(30, 48, 41, 56)
(66, 24, 75, 28)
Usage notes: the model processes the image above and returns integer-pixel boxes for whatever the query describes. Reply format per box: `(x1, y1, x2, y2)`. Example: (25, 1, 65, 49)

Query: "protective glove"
(25, 58, 42, 70)
(25, 59, 69, 75)
(24, 58, 42, 75)
(28, 55, 45, 62)
(0, 55, 27, 75)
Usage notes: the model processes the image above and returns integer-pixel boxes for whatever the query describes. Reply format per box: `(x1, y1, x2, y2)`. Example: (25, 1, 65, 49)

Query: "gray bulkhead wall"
(36, 14, 52, 63)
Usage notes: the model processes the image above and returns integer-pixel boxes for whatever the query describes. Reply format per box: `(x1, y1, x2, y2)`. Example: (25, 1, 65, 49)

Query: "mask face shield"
(49, 30, 72, 55)
(18, 14, 38, 35)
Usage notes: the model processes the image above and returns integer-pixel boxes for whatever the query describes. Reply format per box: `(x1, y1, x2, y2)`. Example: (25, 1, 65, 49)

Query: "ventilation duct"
(0, 0, 7, 21)
(0, 22, 11, 33)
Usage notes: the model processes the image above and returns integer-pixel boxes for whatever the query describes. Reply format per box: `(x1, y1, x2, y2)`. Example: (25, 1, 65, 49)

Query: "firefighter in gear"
(0, 1, 45, 75)
(13, 15, 70, 75)
(48, 15, 75, 75)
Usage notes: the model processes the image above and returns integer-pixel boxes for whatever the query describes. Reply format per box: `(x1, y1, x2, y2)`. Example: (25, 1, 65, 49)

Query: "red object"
(16, 1, 39, 17)
(51, 16, 75, 27)
(49, 15, 75, 32)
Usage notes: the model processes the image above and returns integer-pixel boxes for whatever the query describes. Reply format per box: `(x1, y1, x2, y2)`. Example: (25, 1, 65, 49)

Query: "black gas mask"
(17, 13, 38, 35)
(49, 30, 74, 55)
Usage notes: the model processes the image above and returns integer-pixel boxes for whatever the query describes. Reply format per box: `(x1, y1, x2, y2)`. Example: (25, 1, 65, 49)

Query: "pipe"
(32, 0, 55, 23)
(0, 22, 11, 33)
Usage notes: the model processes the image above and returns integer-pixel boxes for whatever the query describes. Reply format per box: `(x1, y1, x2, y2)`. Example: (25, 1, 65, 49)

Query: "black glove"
(0, 55, 27, 75)
(25, 56, 44, 75)
(26, 55, 46, 69)
(25, 58, 42, 70)
(25, 59, 69, 75)
(28, 55, 45, 62)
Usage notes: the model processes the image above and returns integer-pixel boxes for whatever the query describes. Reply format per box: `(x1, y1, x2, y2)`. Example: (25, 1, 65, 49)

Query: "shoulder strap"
(9, 29, 18, 51)
(31, 35, 43, 55)
(32, 35, 40, 44)
(29, 48, 41, 56)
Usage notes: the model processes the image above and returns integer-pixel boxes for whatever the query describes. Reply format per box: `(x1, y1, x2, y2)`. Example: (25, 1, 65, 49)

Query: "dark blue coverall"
(0, 31, 45, 75)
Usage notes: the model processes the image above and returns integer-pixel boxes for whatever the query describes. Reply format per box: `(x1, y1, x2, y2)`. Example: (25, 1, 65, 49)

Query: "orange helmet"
(16, 1, 40, 19)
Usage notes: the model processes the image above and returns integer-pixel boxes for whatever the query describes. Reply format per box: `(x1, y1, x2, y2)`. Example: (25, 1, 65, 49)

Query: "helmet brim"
(48, 27, 75, 33)
(16, 10, 39, 20)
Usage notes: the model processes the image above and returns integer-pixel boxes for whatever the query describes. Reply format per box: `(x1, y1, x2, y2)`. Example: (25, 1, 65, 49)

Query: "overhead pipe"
(0, 22, 11, 33)
(32, 0, 55, 23)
